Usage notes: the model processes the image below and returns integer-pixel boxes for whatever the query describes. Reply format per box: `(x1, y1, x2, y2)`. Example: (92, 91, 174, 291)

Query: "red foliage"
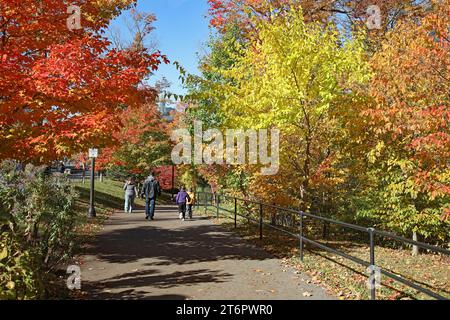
(155, 166, 177, 190)
(0, 0, 168, 163)
(366, 1, 450, 198)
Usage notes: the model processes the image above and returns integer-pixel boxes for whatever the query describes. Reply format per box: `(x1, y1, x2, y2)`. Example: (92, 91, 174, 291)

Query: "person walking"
(58, 161, 66, 174)
(141, 172, 161, 220)
(123, 177, 138, 213)
(186, 188, 195, 219)
(175, 187, 191, 221)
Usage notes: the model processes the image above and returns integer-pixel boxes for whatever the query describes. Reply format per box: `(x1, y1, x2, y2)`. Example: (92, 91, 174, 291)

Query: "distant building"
(155, 76, 176, 122)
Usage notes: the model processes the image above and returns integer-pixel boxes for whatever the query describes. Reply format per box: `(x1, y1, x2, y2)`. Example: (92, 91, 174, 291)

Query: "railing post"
(216, 194, 220, 218)
(196, 192, 199, 209)
(234, 197, 237, 228)
(259, 203, 263, 240)
(194, 192, 197, 209)
(369, 228, 376, 300)
(299, 211, 304, 262)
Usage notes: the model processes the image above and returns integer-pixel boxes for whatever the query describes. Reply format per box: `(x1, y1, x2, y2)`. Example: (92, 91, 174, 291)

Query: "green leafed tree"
(212, 7, 370, 210)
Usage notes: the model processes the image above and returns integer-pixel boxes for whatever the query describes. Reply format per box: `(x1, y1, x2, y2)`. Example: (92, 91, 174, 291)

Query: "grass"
(72, 179, 127, 241)
(194, 205, 450, 300)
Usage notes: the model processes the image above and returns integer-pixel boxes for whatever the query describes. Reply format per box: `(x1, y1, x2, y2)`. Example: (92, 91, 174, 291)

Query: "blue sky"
(109, 0, 211, 95)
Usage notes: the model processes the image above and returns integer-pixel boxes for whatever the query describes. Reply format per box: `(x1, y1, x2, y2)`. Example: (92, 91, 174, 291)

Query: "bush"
(0, 231, 44, 299)
(0, 161, 78, 299)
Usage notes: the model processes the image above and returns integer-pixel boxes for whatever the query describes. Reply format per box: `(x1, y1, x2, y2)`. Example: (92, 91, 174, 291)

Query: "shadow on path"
(85, 218, 273, 266)
(80, 206, 335, 300)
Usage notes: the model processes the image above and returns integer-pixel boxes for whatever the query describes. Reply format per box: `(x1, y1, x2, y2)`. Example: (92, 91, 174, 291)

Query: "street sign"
(88, 148, 98, 158)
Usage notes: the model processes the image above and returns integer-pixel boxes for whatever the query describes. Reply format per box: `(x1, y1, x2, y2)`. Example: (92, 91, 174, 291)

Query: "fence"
(194, 191, 450, 300)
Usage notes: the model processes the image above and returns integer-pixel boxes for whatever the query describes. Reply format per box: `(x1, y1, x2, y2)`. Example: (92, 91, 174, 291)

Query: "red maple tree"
(0, 0, 168, 163)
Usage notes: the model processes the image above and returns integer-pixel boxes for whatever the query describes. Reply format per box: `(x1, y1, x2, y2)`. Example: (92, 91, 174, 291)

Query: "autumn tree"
(208, 0, 432, 37)
(0, 0, 167, 163)
(109, 8, 158, 52)
(94, 102, 172, 181)
(216, 8, 369, 209)
(175, 0, 448, 244)
(357, 0, 450, 244)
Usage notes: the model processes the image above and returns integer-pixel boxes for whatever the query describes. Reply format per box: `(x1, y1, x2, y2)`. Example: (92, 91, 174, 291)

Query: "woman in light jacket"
(124, 177, 138, 213)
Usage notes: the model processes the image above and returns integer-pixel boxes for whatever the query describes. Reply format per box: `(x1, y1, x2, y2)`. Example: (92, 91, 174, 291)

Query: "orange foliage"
(0, 0, 168, 163)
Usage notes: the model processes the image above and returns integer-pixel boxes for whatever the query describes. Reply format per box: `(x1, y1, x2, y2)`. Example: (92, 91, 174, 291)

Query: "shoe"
(150, 217, 154, 220)
(179, 213, 182, 220)
(145, 216, 149, 220)
(182, 218, 185, 221)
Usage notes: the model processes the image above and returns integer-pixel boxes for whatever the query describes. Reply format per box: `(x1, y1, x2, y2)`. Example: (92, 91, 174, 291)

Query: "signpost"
(88, 148, 98, 218)
(89, 148, 98, 158)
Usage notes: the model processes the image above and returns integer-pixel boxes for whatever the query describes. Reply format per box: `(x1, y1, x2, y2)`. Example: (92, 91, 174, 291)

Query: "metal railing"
(194, 191, 450, 300)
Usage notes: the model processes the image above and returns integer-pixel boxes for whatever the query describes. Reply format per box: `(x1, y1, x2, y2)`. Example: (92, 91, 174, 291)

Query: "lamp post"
(88, 148, 98, 218)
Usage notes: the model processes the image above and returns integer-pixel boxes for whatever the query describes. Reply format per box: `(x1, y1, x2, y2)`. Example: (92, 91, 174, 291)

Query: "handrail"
(195, 191, 450, 300)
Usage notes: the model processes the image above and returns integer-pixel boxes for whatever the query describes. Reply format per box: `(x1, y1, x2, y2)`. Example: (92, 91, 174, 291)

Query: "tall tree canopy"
(357, 0, 450, 237)
(208, 0, 432, 36)
(0, 0, 167, 163)
(176, 0, 449, 242)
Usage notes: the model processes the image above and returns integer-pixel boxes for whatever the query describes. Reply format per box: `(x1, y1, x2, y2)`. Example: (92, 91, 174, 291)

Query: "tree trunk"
(300, 134, 311, 211)
(322, 221, 329, 239)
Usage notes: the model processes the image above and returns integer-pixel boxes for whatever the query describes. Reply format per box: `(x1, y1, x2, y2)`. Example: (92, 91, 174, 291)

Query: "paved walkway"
(79, 205, 335, 300)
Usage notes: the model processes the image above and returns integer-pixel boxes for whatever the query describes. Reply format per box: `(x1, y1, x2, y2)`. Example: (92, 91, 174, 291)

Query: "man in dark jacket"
(141, 172, 161, 220)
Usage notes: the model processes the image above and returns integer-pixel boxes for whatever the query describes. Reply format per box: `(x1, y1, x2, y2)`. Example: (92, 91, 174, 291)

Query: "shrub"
(0, 161, 78, 299)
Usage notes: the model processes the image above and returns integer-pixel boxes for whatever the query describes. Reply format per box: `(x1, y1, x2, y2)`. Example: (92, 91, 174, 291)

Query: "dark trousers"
(146, 198, 156, 218)
(178, 203, 186, 218)
(187, 204, 193, 218)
